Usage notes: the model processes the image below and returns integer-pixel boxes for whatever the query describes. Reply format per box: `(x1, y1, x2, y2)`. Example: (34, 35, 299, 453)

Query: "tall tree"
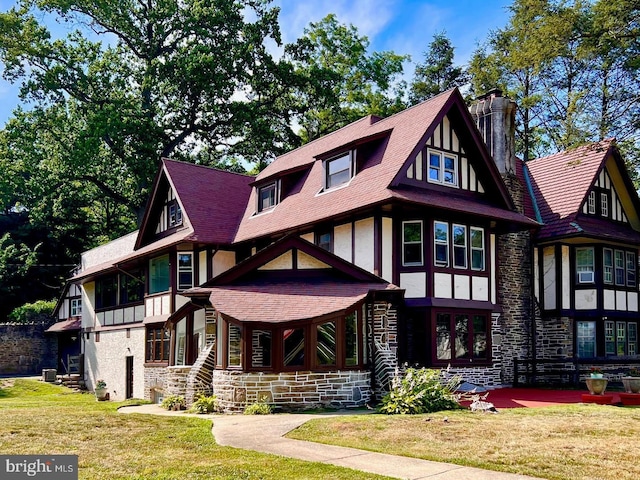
(409, 32, 467, 105)
(285, 14, 408, 143)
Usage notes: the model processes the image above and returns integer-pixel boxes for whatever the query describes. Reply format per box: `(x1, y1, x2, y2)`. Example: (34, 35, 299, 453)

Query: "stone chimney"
(469, 89, 517, 175)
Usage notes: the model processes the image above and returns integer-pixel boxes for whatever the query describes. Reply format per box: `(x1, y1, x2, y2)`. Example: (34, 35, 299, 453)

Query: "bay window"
(435, 310, 489, 364)
(433, 221, 485, 271)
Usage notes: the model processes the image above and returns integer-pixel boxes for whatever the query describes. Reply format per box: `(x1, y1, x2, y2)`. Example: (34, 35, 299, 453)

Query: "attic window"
(257, 181, 279, 213)
(428, 149, 458, 187)
(325, 151, 354, 190)
(168, 200, 183, 227)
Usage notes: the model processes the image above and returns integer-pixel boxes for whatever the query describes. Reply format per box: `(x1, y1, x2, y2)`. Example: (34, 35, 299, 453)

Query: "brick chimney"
(469, 89, 516, 175)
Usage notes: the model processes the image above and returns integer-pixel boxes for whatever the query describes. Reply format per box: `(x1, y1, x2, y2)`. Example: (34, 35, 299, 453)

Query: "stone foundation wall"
(536, 316, 573, 359)
(164, 366, 191, 398)
(144, 364, 169, 403)
(0, 323, 57, 375)
(211, 370, 371, 412)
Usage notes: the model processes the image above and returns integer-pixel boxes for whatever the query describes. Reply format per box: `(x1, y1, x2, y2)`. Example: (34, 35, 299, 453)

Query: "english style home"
(50, 88, 640, 410)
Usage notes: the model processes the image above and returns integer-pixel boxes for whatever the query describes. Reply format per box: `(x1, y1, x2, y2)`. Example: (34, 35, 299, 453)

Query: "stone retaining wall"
(211, 370, 371, 412)
(144, 364, 169, 403)
(0, 323, 57, 375)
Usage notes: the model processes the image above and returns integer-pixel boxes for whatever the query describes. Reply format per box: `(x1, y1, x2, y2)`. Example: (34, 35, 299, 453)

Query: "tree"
(409, 32, 467, 105)
(285, 14, 408, 143)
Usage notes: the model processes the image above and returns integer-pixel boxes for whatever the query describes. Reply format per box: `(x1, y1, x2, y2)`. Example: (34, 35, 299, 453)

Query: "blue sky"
(0, 0, 512, 127)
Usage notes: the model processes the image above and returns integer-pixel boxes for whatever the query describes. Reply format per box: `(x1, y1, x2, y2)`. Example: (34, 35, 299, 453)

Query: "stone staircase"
(57, 374, 86, 391)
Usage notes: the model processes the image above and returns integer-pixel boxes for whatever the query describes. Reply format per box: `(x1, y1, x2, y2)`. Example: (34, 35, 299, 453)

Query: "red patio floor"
(480, 388, 622, 408)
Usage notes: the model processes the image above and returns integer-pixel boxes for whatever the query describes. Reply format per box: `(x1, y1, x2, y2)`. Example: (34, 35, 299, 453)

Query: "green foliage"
(189, 394, 219, 414)
(161, 395, 186, 411)
(243, 396, 273, 415)
(379, 368, 461, 415)
(7, 299, 56, 324)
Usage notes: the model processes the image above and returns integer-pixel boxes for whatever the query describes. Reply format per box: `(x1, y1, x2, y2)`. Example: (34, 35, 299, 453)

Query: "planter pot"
(622, 377, 640, 394)
(95, 387, 108, 401)
(585, 378, 608, 395)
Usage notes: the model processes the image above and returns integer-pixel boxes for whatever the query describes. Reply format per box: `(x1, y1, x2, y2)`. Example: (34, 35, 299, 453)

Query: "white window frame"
(576, 320, 596, 358)
(576, 247, 595, 284)
(427, 149, 458, 187)
(615, 250, 625, 286)
(168, 201, 183, 228)
(603, 248, 613, 285)
(588, 191, 596, 214)
(257, 180, 279, 213)
(402, 220, 424, 266)
(627, 251, 636, 287)
(177, 252, 194, 291)
(324, 151, 354, 190)
(452, 224, 468, 269)
(70, 298, 82, 317)
(601, 192, 609, 217)
(470, 227, 485, 271)
(434, 221, 449, 267)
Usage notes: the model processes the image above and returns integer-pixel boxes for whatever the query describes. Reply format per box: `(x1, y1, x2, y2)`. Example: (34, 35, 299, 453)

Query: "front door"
(125, 356, 134, 399)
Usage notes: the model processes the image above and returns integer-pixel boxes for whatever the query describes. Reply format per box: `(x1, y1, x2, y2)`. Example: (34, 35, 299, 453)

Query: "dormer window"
(428, 149, 457, 187)
(325, 152, 354, 190)
(168, 200, 182, 228)
(257, 181, 279, 213)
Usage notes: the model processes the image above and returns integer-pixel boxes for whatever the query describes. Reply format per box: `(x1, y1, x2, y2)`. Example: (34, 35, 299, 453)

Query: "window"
(470, 228, 485, 270)
(577, 321, 596, 358)
(283, 328, 305, 368)
(168, 200, 182, 228)
(325, 152, 354, 189)
(435, 311, 489, 364)
(588, 191, 596, 214)
(258, 182, 278, 212)
(626, 252, 636, 287)
(605, 320, 639, 357)
(251, 330, 272, 368)
(428, 150, 457, 187)
(403, 221, 423, 266)
(96, 276, 118, 309)
(576, 248, 594, 283)
(228, 323, 242, 367)
(345, 312, 358, 367)
(119, 271, 144, 304)
(70, 298, 82, 317)
(149, 254, 170, 294)
(603, 248, 613, 284)
(177, 252, 194, 291)
(146, 326, 170, 363)
(601, 193, 609, 217)
(452, 224, 467, 269)
(175, 319, 186, 366)
(316, 230, 333, 252)
(434, 221, 449, 267)
(615, 250, 625, 286)
(316, 321, 336, 366)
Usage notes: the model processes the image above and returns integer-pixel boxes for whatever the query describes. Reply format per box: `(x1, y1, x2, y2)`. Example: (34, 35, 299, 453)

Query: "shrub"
(190, 394, 219, 414)
(243, 397, 273, 415)
(161, 395, 186, 411)
(379, 367, 461, 415)
(7, 300, 56, 324)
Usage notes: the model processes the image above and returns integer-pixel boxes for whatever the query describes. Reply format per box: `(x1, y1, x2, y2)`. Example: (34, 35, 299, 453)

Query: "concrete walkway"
(120, 404, 542, 480)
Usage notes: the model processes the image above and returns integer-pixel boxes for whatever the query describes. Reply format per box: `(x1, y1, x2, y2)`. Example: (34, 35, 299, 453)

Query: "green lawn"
(288, 403, 640, 480)
(0, 379, 387, 480)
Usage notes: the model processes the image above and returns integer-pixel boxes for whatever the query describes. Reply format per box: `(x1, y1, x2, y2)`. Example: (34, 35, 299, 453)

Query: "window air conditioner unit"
(578, 271, 594, 283)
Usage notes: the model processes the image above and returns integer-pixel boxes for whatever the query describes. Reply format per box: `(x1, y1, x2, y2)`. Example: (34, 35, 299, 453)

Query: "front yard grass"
(288, 404, 640, 480)
(0, 379, 387, 480)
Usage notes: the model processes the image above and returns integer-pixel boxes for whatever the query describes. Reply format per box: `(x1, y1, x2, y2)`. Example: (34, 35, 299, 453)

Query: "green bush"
(190, 394, 219, 414)
(8, 300, 56, 324)
(379, 367, 461, 415)
(161, 395, 185, 411)
(243, 397, 273, 415)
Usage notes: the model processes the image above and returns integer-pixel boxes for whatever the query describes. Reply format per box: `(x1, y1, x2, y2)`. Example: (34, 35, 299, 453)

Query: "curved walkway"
(120, 404, 541, 480)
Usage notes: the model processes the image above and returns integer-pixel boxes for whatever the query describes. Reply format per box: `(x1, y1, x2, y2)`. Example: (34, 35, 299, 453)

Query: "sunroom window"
(325, 152, 354, 189)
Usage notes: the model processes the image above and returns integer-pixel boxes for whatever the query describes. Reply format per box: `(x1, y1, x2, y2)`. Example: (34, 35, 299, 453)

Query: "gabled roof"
(136, 159, 254, 249)
(234, 88, 534, 243)
(183, 235, 400, 323)
(525, 139, 640, 241)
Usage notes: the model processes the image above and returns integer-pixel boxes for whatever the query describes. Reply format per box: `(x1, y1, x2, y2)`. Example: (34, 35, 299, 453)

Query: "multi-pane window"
(576, 321, 596, 358)
(146, 326, 170, 363)
(228, 323, 242, 367)
(626, 252, 636, 287)
(428, 150, 457, 186)
(168, 200, 183, 228)
(316, 321, 337, 366)
(452, 225, 467, 269)
(316, 230, 333, 252)
(283, 328, 305, 368)
(149, 254, 170, 294)
(403, 221, 423, 266)
(325, 152, 353, 189)
(603, 248, 613, 284)
(96, 276, 118, 309)
(601, 193, 609, 217)
(435, 311, 489, 364)
(588, 191, 596, 214)
(345, 312, 358, 367)
(434, 221, 449, 267)
(120, 271, 144, 304)
(605, 320, 639, 357)
(251, 330, 272, 368)
(258, 182, 278, 212)
(70, 298, 82, 317)
(471, 228, 485, 270)
(576, 248, 595, 283)
(177, 252, 194, 291)
(615, 250, 625, 285)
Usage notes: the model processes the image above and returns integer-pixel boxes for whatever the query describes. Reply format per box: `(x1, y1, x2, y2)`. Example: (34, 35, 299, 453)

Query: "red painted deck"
(480, 388, 623, 408)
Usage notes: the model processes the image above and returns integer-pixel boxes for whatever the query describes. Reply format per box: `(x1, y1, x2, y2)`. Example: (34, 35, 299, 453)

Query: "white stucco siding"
(534, 248, 539, 300)
(259, 251, 293, 270)
(616, 290, 627, 310)
(490, 234, 497, 304)
(334, 223, 352, 262)
(84, 327, 146, 401)
(381, 217, 393, 282)
(454, 274, 470, 300)
(298, 251, 330, 269)
(472, 276, 489, 301)
(299, 232, 314, 243)
(434, 272, 452, 298)
(575, 289, 597, 310)
(212, 250, 235, 276)
(400, 272, 426, 298)
(561, 246, 571, 309)
(543, 247, 556, 310)
(628, 292, 638, 312)
(604, 290, 616, 310)
(81, 231, 137, 270)
(82, 283, 96, 329)
(354, 218, 375, 273)
(198, 250, 207, 285)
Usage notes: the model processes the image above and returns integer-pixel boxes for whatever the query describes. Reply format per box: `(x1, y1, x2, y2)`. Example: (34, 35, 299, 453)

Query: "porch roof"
(188, 281, 399, 323)
(45, 318, 81, 333)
